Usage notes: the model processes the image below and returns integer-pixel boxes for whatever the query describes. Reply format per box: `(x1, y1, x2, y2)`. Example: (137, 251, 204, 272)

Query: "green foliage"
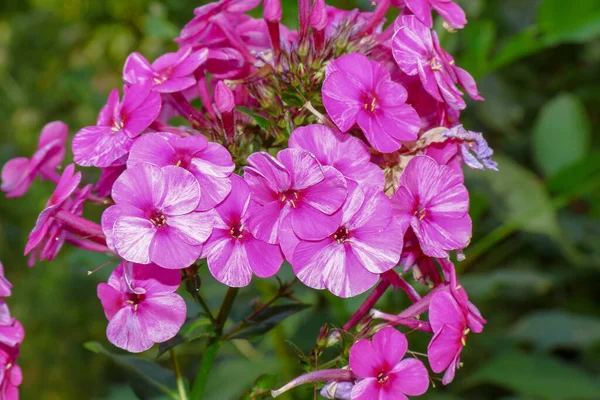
(229, 303, 311, 340)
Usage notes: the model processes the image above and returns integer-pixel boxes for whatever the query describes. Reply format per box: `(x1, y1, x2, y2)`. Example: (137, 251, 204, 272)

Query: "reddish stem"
(359, 0, 390, 36)
(343, 279, 391, 331)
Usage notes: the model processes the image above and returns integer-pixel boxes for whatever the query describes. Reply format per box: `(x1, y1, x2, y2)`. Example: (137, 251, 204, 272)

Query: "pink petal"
(355, 111, 403, 153)
(139, 294, 186, 343)
(405, 0, 434, 27)
(301, 166, 347, 214)
(454, 66, 483, 100)
(347, 186, 392, 231)
(97, 282, 123, 320)
(391, 187, 416, 231)
(433, 0, 467, 29)
(429, 290, 466, 331)
(277, 216, 299, 261)
(245, 152, 291, 193)
(1, 158, 34, 197)
(170, 48, 209, 76)
(277, 148, 324, 190)
(291, 202, 342, 241)
(390, 358, 429, 395)
(204, 229, 253, 287)
(150, 228, 203, 269)
(246, 200, 289, 244)
(324, 247, 379, 298)
(113, 216, 155, 264)
(155, 77, 197, 93)
(101, 204, 145, 252)
(351, 378, 385, 400)
(349, 339, 380, 378)
(131, 262, 182, 294)
(72, 126, 133, 167)
(412, 213, 471, 257)
(322, 71, 363, 132)
(244, 236, 283, 278)
(190, 143, 235, 210)
(291, 238, 340, 290)
(161, 166, 201, 215)
(427, 324, 463, 373)
(372, 327, 408, 369)
(338, 180, 367, 227)
(127, 133, 176, 168)
(107, 307, 154, 353)
(121, 84, 162, 137)
(166, 211, 214, 245)
(97, 89, 120, 126)
(112, 163, 165, 211)
(392, 16, 433, 76)
(215, 174, 249, 226)
(123, 52, 154, 85)
(350, 216, 404, 274)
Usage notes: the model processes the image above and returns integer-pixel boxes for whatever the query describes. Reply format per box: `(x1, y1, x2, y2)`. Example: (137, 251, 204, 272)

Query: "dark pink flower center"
(414, 205, 427, 220)
(332, 226, 350, 243)
(362, 93, 377, 113)
(376, 371, 389, 385)
(125, 293, 146, 312)
(229, 221, 244, 239)
(149, 210, 167, 228)
(429, 56, 443, 71)
(280, 190, 301, 208)
(111, 120, 125, 132)
(173, 150, 193, 169)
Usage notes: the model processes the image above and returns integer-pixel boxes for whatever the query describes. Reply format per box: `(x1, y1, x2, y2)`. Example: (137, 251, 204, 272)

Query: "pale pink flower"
(404, 0, 467, 30)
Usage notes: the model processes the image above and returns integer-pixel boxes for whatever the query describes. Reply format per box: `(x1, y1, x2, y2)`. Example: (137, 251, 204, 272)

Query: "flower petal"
(372, 327, 408, 369)
(291, 202, 342, 241)
(161, 166, 201, 215)
(277, 148, 324, 190)
(112, 163, 165, 210)
(140, 294, 187, 343)
(390, 358, 430, 396)
(244, 236, 283, 278)
(149, 228, 203, 269)
(113, 216, 155, 264)
(301, 166, 347, 214)
(205, 230, 253, 287)
(106, 307, 154, 353)
(246, 201, 289, 244)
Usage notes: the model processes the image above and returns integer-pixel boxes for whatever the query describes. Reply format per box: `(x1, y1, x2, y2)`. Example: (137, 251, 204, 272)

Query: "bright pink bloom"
(427, 290, 469, 384)
(97, 262, 186, 353)
(1, 121, 67, 198)
(244, 148, 347, 244)
(123, 46, 208, 93)
(279, 182, 403, 298)
(322, 53, 420, 153)
(289, 125, 384, 190)
(72, 84, 161, 167)
(392, 156, 471, 258)
(127, 132, 234, 211)
(203, 175, 283, 287)
(94, 165, 127, 198)
(0, 344, 22, 400)
(404, 0, 467, 30)
(392, 16, 482, 110)
(349, 327, 429, 399)
(102, 163, 214, 269)
(0, 263, 12, 298)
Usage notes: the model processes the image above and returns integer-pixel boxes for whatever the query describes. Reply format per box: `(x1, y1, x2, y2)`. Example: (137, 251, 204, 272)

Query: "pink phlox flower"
(202, 175, 283, 287)
(0, 263, 12, 298)
(0, 343, 22, 400)
(72, 83, 161, 167)
(123, 46, 209, 93)
(324, 7, 381, 38)
(128, 132, 234, 211)
(97, 261, 186, 353)
(244, 148, 347, 244)
(94, 164, 127, 198)
(399, 230, 443, 286)
(206, 47, 248, 79)
(349, 327, 429, 399)
(289, 125, 384, 190)
(1, 121, 67, 198)
(392, 15, 482, 110)
(404, 0, 467, 30)
(322, 53, 420, 153)
(392, 156, 471, 258)
(102, 163, 214, 269)
(279, 182, 403, 298)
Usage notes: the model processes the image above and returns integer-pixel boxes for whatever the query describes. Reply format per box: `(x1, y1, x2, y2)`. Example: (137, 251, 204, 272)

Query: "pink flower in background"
(123, 46, 208, 93)
(94, 165, 127, 198)
(244, 148, 347, 244)
(289, 125, 384, 190)
(0, 263, 12, 298)
(427, 290, 469, 385)
(203, 175, 283, 287)
(0, 344, 22, 400)
(322, 53, 420, 153)
(102, 163, 214, 269)
(127, 132, 235, 211)
(350, 327, 429, 399)
(1, 121, 67, 198)
(392, 16, 482, 110)
(280, 182, 403, 298)
(72, 84, 161, 167)
(97, 262, 186, 353)
(392, 156, 471, 258)
(404, 0, 467, 30)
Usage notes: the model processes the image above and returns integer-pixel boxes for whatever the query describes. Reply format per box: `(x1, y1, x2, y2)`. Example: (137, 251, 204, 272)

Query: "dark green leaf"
(84, 342, 180, 400)
(461, 269, 555, 300)
(546, 152, 600, 195)
(459, 20, 496, 78)
(281, 91, 305, 108)
(491, 27, 548, 71)
(236, 106, 274, 130)
(538, 0, 600, 43)
(157, 315, 214, 357)
(229, 303, 311, 340)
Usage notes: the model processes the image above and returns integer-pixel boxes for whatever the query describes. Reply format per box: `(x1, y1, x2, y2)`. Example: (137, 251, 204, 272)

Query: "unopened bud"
(214, 81, 235, 114)
(263, 0, 282, 22)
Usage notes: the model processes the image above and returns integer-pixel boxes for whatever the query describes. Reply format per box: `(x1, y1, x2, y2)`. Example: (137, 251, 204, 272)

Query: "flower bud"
(263, 0, 282, 23)
(214, 80, 235, 114)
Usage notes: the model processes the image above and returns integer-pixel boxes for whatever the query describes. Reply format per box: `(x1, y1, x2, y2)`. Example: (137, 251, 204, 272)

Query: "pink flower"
(0, 263, 12, 298)
(392, 16, 483, 110)
(404, 0, 467, 30)
(127, 132, 234, 211)
(427, 290, 469, 384)
(289, 125, 384, 190)
(392, 156, 471, 258)
(102, 163, 214, 269)
(349, 327, 429, 399)
(1, 121, 67, 198)
(279, 182, 403, 298)
(123, 46, 208, 93)
(322, 53, 420, 153)
(94, 165, 126, 198)
(203, 175, 283, 287)
(97, 262, 186, 353)
(0, 344, 22, 400)
(244, 148, 347, 244)
(72, 84, 161, 167)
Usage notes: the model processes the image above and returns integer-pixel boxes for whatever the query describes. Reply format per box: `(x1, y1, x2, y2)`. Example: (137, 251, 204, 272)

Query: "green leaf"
(546, 152, 600, 195)
(84, 342, 180, 400)
(512, 310, 600, 351)
(236, 106, 274, 130)
(459, 20, 496, 78)
(490, 27, 548, 71)
(157, 315, 214, 357)
(281, 91, 305, 108)
(538, 0, 600, 43)
(461, 269, 555, 300)
(533, 94, 591, 176)
(241, 373, 281, 399)
(229, 303, 311, 340)
(462, 351, 600, 399)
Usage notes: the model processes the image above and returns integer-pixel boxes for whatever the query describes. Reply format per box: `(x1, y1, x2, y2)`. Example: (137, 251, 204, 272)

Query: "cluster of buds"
(1, 0, 498, 398)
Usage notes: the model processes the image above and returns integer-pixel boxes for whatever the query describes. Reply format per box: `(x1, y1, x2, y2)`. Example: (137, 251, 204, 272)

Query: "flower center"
(332, 226, 350, 243)
(414, 206, 426, 220)
(149, 210, 167, 227)
(429, 56, 443, 71)
(363, 96, 377, 112)
(153, 75, 169, 85)
(461, 328, 470, 347)
(173, 151, 192, 169)
(111, 120, 125, 132)
(377, 371, 389, 385)
(125, 293, 145, 312)
(230, 222, 244, 239)
(280, 190, 300, 208)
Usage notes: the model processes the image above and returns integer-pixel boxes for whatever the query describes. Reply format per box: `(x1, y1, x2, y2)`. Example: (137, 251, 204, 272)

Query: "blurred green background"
(0, 0, 599, 399)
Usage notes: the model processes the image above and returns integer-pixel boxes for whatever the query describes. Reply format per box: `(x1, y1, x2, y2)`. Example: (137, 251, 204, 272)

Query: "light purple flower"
(392, 15, 483, 110)
(244, 148, 347, 244)
(279, 182, 403, 298)
(349, 327, 429, 399)
(1, 121, 67, 198)
(289, 125, 384, 190)
(123, 46, 208, 93)
(392, 156, 471, 258)
(203, 175, 283, 287)
(442, 125, 498, 171)
(97, 261, 186, 353)
(322, 53, 420, 153)
(404, 0, 467, 30)
(127, 132, 234, 211)
(102, 163, 214, 270)
(72, 84, 161, 167)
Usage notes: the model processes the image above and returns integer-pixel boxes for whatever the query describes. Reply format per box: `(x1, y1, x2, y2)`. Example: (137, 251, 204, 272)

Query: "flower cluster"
(0, 263, 24, 399)
(1, 0, 496, 397)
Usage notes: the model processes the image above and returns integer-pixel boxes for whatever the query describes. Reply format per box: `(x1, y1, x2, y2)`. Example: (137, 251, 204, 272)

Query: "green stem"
(170, 349, 189, 400)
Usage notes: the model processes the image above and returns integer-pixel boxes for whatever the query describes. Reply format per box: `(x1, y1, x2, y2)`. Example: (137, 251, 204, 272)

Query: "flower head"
(322, 53, 420, 153)
(280, 182, 403, 298)
(102, 163, 214, 269)
(244, 148, 347, 244)
(349, 327, 429, 399)
(392, 156, 471, 258)
(404, 0, 467, 30)
(123, 46, 208, 93)
(73, 84, 161, 167)
(97, 262, 186, 353)
(1, 121, 67, 198)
